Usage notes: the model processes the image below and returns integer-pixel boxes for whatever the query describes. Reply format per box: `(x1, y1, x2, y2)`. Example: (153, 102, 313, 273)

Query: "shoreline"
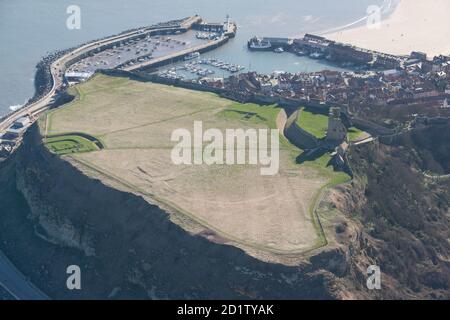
(325, 0, 450, 58)
(316, 0, 398, 36)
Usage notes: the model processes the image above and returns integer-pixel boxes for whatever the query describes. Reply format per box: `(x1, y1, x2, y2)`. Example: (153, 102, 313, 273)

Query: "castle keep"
(326, 107, 347, 143)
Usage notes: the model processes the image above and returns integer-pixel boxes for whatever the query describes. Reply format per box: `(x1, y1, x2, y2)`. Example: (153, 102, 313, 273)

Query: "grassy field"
(347, 126, 366, 141)
(43, 74, 349, 257)
(218, 103, 280, 129)
(296, 107, 367, 142)
(45, 134, 99, 155)
(296, 108, 329, 139)
(218, 103, 300, 153)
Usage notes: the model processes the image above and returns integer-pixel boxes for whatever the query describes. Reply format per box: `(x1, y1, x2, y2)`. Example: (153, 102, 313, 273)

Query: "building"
(4, 127, 27, 139)
(327, 43, 373, 64)
(2, 116, 32, 140)
(262, 37, 293, 49)
(410, 51, 427, 61)
(64, 72, 94, 83)
(374, 55, 402, 69)
(326, 107, 347, 142)
(13, 116, 31, 128)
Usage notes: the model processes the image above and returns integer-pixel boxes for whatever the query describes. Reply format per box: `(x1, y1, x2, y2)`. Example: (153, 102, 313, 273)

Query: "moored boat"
(184, 52, 200, 61)
(247, 37, 272, 51)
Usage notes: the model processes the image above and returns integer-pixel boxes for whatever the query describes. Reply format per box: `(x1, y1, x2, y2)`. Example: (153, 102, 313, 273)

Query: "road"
(0, 251, 49, 300)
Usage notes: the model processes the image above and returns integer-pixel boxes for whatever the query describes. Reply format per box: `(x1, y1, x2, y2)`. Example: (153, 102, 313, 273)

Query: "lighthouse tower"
(224, 14, 230, 32)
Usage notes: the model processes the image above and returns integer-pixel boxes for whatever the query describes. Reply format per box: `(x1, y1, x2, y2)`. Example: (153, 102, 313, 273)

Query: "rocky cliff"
(1, 121, 448, 299)
(0, 125, 351, 299)
(330, 124, 450, 299)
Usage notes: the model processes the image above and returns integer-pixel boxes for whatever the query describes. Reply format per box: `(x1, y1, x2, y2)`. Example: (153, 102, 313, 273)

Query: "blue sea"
(0, 0, 390, 116)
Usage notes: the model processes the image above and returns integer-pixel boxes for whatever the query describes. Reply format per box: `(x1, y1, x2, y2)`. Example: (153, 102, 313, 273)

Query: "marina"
(0, 16, 237, 159)
(158, 57, 245, 80)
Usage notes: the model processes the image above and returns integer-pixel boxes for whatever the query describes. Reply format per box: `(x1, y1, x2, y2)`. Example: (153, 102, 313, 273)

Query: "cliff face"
(0, 125, 347, 299)
(1, 122, 448, 299)
(332, 125, 450, 299)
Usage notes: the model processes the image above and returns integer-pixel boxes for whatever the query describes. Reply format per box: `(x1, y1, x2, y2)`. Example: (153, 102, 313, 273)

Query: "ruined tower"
(326, 107, 347, 142)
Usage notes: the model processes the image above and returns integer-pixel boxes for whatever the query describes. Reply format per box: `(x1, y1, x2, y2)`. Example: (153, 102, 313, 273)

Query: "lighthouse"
(224, 14, 230, 32)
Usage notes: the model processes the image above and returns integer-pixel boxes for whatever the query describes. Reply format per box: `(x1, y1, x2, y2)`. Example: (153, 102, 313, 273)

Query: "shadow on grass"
(296, 147, 332, 166)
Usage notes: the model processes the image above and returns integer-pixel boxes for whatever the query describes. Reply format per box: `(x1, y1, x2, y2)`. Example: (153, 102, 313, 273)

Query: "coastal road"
(0, 250, 50, 300)
(0, 16, 201, 133)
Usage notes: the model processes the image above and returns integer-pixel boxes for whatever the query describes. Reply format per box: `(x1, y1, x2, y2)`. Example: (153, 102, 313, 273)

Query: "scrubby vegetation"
(346, 133, 450, 298)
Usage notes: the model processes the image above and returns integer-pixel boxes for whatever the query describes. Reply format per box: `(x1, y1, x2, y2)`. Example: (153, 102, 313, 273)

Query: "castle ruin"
(326, 107, 347, 143)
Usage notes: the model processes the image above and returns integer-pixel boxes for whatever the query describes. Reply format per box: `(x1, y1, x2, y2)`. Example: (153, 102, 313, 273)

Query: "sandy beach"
(326, 0, 450, 57)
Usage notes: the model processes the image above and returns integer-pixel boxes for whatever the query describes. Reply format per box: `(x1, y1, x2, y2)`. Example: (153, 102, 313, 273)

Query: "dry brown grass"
(46, 74, 331, 256)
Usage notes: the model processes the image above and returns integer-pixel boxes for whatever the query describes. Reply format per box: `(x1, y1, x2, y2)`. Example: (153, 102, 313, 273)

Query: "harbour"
(247, 33, 406, 69)
(0, 15, 237, 160)
(0, 11, 418, 160)
(1, 0, 382, 117)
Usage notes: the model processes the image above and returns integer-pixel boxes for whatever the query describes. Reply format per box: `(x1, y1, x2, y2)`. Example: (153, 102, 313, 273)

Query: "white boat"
(184, 52, 200, 61)
(274, 47, 284, 53)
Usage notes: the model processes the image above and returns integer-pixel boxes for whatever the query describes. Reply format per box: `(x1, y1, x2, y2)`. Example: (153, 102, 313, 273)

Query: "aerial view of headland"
(0, 0, 449, 306)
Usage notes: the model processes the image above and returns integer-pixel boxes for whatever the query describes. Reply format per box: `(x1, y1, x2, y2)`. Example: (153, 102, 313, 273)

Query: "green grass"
(296, 108, 329, 139)
(347, 126, 365, 141)
(219, 103, 279, 128)
(45, 135, 99, 155)
(219, 103, 300, 154)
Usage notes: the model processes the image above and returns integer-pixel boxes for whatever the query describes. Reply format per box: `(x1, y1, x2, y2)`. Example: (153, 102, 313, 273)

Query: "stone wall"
(283, 110, 319, 150)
